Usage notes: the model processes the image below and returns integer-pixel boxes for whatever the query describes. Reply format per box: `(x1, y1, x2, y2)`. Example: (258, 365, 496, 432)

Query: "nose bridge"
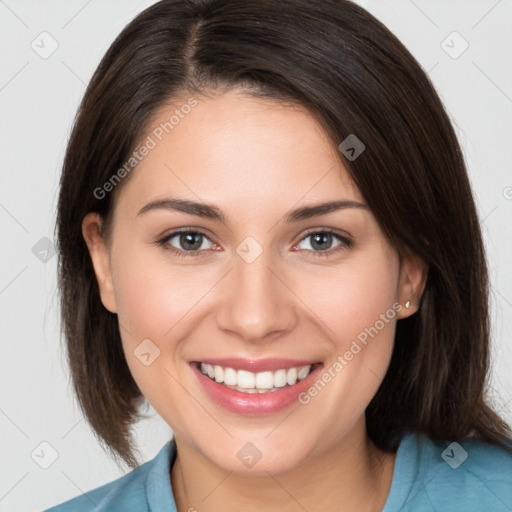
(216, 238, 297, 341)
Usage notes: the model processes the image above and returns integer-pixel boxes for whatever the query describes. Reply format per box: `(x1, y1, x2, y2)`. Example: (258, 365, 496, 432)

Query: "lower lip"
(192, 363, 323, 415)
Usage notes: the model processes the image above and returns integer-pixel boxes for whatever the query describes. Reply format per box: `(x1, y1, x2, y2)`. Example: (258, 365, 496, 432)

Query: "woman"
(45, 0, 512, 510)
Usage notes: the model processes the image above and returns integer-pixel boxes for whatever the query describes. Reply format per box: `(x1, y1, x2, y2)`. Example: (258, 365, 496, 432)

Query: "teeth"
(274, 369, 287, 387)
(200, 363, 313, 392)
(286, 367, 297, 385)
(224, 367, 237, 386)
(297, 366, 310, 380)
(214, 365, 224, 383)
(255, 371, 273, 389)
(237, 370, 255, 389)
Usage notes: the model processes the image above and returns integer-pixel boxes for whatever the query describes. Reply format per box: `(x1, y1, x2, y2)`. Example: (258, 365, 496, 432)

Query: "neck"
(170, 422, 397, 512)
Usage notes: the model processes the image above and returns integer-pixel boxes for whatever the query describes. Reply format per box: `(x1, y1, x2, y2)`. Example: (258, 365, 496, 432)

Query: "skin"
(83, 88, 427, 512)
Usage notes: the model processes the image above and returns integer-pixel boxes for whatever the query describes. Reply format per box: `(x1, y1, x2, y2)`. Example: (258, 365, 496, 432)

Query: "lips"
(190, 358, 323, 415)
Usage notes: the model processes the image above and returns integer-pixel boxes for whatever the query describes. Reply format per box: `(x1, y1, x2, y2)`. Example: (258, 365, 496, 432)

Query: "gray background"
(0, 1, 511, 511)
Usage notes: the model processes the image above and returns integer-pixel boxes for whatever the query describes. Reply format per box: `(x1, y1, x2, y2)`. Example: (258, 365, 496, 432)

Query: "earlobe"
(81, 212, 118, 313)
(397, 252, 428, 319)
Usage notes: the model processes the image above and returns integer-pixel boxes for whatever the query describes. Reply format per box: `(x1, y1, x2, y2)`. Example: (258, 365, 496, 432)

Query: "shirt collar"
(145, 438, 178, 512)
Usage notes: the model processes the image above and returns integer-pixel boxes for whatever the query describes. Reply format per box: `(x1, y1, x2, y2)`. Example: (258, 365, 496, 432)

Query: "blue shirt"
(43, 431, 512, 511)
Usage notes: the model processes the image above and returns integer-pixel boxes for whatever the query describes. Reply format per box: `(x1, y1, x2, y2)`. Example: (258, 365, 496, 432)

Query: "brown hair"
(56, 0, 512, 469)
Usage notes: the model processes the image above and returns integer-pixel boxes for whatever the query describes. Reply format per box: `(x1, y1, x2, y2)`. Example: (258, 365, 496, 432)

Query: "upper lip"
(192, 357, 320, 373)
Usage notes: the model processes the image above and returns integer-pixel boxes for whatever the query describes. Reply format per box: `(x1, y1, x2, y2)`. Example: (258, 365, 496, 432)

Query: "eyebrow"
(137, 197, 367, 223)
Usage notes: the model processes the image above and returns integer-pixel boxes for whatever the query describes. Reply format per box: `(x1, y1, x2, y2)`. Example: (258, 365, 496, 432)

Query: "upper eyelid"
(299, 227, 352, 240)
(160, 228, 214, 243)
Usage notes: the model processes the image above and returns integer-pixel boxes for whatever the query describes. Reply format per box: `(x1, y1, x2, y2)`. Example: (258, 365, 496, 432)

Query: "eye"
(157, 230, 217, 258)
(294, 229, 352, 257)
(156, 228, 352, 259)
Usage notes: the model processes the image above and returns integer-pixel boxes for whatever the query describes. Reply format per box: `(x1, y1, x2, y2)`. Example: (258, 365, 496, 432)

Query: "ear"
(82, 212, 118, 313)
(396, 251, 428, 319)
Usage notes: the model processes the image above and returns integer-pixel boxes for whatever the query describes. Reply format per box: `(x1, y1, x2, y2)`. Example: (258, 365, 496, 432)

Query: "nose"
(215, 246, 298, 343)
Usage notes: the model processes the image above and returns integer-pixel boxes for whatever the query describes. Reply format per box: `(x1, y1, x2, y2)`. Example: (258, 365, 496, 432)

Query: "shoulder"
(42, 441, 176, 512)
(384, 431, 512, 512)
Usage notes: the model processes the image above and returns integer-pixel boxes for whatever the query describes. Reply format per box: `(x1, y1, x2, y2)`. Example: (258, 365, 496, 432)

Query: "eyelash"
(156, 228, 353, 259)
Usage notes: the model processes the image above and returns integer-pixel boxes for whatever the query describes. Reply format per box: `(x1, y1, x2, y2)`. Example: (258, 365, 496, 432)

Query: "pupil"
(181, 233, 202, 251)
(311, 233, 332, 251)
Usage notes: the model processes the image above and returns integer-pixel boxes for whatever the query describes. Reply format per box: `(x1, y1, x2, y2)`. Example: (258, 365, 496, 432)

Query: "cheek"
(294, 251, 399, 427)
(111, 248, 208, 340)
(292, 247, 399, 413)
(110, 250, 205, 421)
(298, 250, 399, 347)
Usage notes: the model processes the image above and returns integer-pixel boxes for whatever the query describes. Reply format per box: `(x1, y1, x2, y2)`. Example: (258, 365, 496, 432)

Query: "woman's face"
(84, 88, 423, 474)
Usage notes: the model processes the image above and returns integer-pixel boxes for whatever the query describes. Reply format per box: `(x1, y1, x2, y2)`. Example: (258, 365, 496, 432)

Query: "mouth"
(195, 361, 318, 394)
(190, 358, 323, 415)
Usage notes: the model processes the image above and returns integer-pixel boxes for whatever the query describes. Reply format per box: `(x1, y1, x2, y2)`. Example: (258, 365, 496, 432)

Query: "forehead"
(117, 89, 362, 215)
